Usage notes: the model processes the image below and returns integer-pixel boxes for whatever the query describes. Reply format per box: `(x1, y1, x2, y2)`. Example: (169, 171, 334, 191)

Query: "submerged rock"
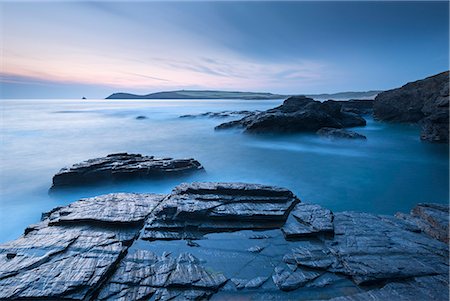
(216, 96, 366, 133)
(51, 153, 203, 189)
(374, 71, 449, 143)
(180, 110, 257, 119)
(316, 127, 367, 140)
(0, 183, 448, 300)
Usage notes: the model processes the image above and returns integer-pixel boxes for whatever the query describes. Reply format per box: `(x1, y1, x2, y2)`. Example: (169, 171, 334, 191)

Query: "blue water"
(0, 99, 448, 243)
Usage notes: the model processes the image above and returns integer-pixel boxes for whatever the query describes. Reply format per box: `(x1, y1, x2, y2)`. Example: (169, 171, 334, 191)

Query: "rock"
(340, 99, 374, 115)
(180, 110, 257, 119)
(216, 96, 366, 133)
(281, 203, 334, 239)
(135, 115, 147, 119)
(0, 193, 161, 300)
(325, 274, 448, 301)
(285, 211, 449, 285)
(142, 182, 299, 241)
(316, 127, 367, 140)
(51, 153, 203, 188)
(97, 250, 227, 300)
(374, 71, 449, 143)
(0, 183, 448, 300)
(395, 203, 449, 244)
(247, 245, 264, 253)
(272, 267, 322, 291)
(44, 193, 164, 226)
(186, 239, 200, 247)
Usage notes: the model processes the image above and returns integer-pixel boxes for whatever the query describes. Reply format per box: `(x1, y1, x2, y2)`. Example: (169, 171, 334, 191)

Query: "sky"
(0, 1, 448, 99)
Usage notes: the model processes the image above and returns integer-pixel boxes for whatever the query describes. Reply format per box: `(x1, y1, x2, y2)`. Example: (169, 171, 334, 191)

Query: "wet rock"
(180, 110, 257, 119)
(135, 115, 147, 119)
(374, 71, 449, 143)
(317, 127, 367, 140)
(272, 267, 322, 291)
(97, 250, 227, 300)
(396, 203, 449, 244)
(282, 203, 334, 239)
(186, 239, 200, 247)
(215, 96, 366, 133)
(0, 193, 161, 300)
(247, 245, 264, 253)
(296, 211, 449, 285)
(0, 183, 448, 300)
(51, 153, 203, 188)
(142, 182, 300, 241)
(45, 193, 164, 226)
(326, 274, 448, 301)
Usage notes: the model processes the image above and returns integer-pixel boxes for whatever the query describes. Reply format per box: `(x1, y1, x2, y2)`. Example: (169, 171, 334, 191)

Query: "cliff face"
(374, 71, 449, 143)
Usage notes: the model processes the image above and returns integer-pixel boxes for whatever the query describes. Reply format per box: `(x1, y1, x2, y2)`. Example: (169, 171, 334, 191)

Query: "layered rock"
(374, 71, 449, 143)
(0, 193, 164, 300)
(316, 127, 367, 140)
(51, 153, 203, 189)
(142, 182, 300, 241)
(395, 203, 449, 244)
(216, 96, 366, 133)
(0, 183, 448, 300)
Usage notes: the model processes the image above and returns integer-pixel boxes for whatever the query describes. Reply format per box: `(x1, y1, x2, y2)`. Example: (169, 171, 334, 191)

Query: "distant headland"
(105, 90, 382, 100)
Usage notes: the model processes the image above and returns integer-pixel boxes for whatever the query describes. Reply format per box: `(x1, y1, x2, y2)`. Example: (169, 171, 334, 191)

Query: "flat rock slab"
(51, 153, 203, 188)
(142, 182, 300, 241)
(0, 192, 163, 300)
(97, 250, 227, 300)
(0, 183, 448, 300)
(282, 203, 334, 239)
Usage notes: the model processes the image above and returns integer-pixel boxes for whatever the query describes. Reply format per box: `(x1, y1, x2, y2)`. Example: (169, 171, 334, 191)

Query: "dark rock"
(0, 183, 448, 300)
(215, 96, 366, 133)
(180, 110, 257, 119)
(97, 250, 227, 300)
(282, 211, 449, 286)
(374, 71, 449, 143)
(340, 99, 374, 115)
(326, 274, 448, 301)
(395, 203, 449, 244)
(51, 153, 203, 189)
(142, 182, 300, 241)
(281, 203, 334, 239)
(135, 115, 147, 119)
(272, 267, 322, 291)
(186, 239, 200, 247)
(0, 193, 161, 300)
(316, 127, 367, 140)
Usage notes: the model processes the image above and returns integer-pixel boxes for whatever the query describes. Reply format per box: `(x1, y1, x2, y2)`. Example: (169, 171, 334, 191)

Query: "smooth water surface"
(0, 99, 448, 242)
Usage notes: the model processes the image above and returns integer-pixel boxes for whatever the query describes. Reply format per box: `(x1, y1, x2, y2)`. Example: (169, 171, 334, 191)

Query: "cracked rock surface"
(51, 153, 203, 189)
(0, 183, 448, 300)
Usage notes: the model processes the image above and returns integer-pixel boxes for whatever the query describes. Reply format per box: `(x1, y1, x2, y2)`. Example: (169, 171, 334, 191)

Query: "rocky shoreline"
(1, 182, 448, 300)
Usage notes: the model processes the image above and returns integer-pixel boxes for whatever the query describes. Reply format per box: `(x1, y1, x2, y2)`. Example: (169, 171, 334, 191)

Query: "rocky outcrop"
(51, 153, 203, 189)
(339, 99, 374, 115)
(317, 127, 367, 139)
(374, 71, 449, 143)
(0, 183, 448, 300)
(215, 96, 366, 133)
(180, 110, 257, 119)
(142, 182, 299, 241)
(395, 203, 449, 244)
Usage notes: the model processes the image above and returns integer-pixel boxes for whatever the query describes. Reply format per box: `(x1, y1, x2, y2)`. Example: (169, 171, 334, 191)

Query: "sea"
(0, 99, 448, 243)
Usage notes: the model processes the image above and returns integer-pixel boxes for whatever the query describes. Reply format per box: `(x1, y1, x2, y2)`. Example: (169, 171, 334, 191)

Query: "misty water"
(0, 99, 448, 243)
